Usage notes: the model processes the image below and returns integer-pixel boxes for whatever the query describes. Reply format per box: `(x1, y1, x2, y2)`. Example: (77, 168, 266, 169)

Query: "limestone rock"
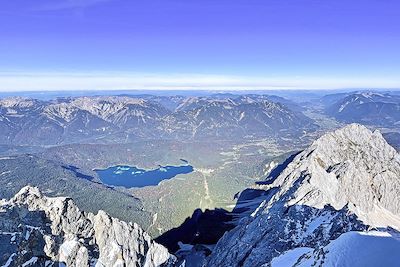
(207, 124, 400, 266)
(0, 186, 175, 267)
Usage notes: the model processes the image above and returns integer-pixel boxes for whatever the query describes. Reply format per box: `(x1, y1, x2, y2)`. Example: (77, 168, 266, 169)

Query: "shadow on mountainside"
(62, 165, 95, 181)
(155, 208, 234, 253)
(156, 151, 301, 253)
(256, 151, 301, 185)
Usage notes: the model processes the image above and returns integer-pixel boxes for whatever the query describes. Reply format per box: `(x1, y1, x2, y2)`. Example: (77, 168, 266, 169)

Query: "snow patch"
(271, 247, 313, 267)
(21, 257, 38, 267)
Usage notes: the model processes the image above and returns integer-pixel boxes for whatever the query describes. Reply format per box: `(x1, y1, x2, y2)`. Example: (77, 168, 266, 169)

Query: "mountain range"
(0, 95, 316, 145)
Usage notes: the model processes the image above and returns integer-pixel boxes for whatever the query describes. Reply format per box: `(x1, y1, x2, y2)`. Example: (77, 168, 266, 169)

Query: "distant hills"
(324, 92, 400, 127)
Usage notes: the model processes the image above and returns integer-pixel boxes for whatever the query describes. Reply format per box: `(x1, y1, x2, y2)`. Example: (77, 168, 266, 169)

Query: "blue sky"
(0, 0, 399, 90)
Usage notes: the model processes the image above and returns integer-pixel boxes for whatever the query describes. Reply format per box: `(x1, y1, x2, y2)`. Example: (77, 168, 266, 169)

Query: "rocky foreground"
(0, 186, 175, 267)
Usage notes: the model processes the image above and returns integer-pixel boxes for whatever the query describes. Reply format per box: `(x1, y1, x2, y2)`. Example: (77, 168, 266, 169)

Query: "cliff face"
(0, 186, 175, 267)
(207, 124, 400, 267)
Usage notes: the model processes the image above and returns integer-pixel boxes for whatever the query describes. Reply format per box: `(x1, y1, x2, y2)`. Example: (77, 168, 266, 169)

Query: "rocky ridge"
(207, 124, 400, 266)
(0, 186, 175, 267)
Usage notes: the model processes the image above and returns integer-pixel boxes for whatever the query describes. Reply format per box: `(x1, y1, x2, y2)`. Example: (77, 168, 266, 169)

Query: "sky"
(0, 0, 399, 91)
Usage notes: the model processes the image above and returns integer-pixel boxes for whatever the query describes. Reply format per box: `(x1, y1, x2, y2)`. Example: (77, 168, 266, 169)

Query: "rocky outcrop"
(0, 186, 175, 267)
(207, 124, 400, 266)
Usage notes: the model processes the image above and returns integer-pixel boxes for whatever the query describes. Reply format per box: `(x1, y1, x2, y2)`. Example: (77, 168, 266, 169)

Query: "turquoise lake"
(95, 161, 194, 188)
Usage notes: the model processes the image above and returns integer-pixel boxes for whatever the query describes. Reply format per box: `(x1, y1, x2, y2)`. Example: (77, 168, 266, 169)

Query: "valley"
(36, 137, 293, 237)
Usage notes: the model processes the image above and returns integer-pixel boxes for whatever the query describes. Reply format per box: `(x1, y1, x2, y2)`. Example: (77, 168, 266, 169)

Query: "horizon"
(1, 0, 400, 90)
(1, 88, 400, 102)
(1, 72, 400, 91)
(1, 88, 400, 95)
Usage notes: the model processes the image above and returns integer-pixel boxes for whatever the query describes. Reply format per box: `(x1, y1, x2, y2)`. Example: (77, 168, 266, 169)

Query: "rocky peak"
(311, 123, 396, 159)
(207, 124, 400, 266)
(0, 186, 175, 267)
(269, 123, 400, 229)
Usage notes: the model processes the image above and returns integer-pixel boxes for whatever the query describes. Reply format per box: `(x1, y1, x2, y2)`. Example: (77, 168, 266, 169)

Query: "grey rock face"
(207, 123, 400, 266)
(0, 186, 175, 267)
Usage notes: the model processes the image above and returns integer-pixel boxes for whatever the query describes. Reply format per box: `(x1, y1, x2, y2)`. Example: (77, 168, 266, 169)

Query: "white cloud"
(34, 0, 111, 12)
(0, 72, 399, 91)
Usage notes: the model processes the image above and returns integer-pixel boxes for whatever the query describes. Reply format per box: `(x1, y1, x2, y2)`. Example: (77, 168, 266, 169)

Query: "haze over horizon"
(1, 0, 399, 91)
